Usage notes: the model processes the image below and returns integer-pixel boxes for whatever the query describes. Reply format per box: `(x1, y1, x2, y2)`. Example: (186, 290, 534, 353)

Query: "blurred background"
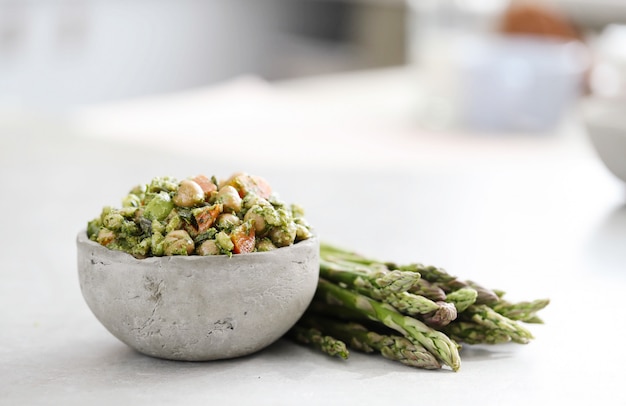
(0, 0, 407, 111)
(1, 0, 625, 115)
(3, 3, 626, 400)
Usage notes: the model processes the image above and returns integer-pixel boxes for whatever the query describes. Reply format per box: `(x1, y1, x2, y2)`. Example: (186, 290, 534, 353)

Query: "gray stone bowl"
(76, 230, 319, 361)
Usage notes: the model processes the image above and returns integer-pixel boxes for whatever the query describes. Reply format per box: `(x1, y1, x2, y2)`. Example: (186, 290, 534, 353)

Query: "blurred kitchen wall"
(0, 0, 287, 110)
(0, 0, 406, 111)
(1, 0, 624, 112)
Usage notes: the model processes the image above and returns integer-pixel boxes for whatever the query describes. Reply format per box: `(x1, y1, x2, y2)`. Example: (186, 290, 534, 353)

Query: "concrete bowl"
(76, 230, 319, 361)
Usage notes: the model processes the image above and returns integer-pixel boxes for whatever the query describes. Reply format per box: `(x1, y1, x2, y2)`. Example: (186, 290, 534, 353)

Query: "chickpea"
(256, 238, 277, 252)
(196, 240, 220, 256)
(269, 222, 297, 247)
(242, 193, 270, 210)
(119, 206, 138, 218)
(291, 203, 306, 219)
(103, 212, 124, 230)
(263, 206, 281, 226)
(173, 179, 204, 207)
(122, 194, 141, 208)
(148, 177, 178, 193)
(121, 219, 140, 236)
(162, 230, 194, 255)
(216, 213, 241, 230)
(216, 185, 242, 213)
(244, 205, 266, 234)
(295, 223, 312, 241)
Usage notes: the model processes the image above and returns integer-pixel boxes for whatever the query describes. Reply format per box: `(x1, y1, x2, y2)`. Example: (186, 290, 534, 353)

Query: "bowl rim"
(76, 229, 319, 265)
(584, 97, 626, 133)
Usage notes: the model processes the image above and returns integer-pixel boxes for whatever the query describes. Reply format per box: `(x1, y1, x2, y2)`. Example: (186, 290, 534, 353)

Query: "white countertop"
(1, 67, 625, 405)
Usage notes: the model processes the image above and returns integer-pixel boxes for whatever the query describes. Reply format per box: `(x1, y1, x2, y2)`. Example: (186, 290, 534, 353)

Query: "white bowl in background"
(458, 35, 589, 132)
(584, 97, 626, 183)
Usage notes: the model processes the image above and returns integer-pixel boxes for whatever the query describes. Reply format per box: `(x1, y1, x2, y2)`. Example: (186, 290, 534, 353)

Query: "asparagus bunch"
(289, 243, 549, 372)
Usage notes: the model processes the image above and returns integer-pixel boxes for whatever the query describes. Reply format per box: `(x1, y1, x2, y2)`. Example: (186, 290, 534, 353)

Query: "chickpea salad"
(87, 173, 313, 258)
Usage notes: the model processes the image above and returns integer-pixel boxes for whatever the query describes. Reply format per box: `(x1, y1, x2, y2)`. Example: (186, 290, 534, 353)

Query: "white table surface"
(1, 66, 625, 405)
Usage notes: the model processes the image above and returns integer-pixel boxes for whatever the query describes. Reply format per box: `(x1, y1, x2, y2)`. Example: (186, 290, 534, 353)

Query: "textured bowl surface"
(77, 231, 319, 361)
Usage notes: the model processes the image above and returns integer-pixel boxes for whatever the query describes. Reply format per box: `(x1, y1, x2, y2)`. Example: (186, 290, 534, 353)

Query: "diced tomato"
(194, 203, 223, 233)
(231, 221, 256, 254)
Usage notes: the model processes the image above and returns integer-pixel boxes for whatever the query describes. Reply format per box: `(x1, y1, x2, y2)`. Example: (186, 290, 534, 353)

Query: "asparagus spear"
(443, 321, 513, 345)
(288, 324, 349, 359)
(385, 292, 446, 318)
(320, 243, 386, 267)
(422, 301, 458, 328)
(463, 304, 534, 344)
(465, 281, 501, 305)
(523, 315, 545, 324)
(445, 287, 478, 313)
(300, 314, 441, 370)
(316, 278, 461, 371)
(409, 278, 447, 302)
(308, 299, 456, 331)
(320, 258, 420, 295)
(320, 258, 456, 324)
(399, 263, 456, 285)
(400, 264, 500, 304)
(491, 298, 550, 323)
